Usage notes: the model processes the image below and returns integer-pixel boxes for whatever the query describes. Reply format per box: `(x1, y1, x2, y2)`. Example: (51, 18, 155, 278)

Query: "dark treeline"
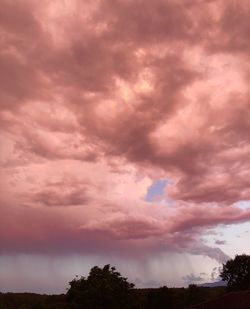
(0, 286, 226, 309)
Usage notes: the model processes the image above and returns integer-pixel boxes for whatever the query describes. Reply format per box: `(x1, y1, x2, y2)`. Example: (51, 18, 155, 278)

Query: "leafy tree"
(220, 254, 250, 291)
(67, 264, 137, 309)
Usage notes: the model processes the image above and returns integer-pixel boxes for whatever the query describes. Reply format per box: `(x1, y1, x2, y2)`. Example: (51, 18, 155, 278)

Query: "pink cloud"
(1, 0, 250, 266)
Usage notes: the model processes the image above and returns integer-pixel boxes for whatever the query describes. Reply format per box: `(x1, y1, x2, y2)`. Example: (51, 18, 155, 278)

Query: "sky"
(0, 0, 250, 293)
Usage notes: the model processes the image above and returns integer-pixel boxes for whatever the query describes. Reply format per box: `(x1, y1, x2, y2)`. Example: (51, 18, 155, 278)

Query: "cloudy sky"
(1, 0, 250, 293)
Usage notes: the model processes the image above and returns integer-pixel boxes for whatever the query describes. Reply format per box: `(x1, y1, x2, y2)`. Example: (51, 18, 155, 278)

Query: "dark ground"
(0, 286, 227, 309)
(187, 290, 250, 309)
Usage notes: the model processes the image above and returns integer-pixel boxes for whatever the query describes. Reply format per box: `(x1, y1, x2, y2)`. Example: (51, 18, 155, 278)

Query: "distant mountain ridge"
(199, 280, 227, 287)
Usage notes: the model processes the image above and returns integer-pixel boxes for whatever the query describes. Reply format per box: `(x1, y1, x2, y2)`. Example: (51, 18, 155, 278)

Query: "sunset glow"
(0, 0, 250, 293)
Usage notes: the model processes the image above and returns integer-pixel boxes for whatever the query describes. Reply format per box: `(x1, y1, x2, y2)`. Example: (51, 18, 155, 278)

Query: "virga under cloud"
(1, 0, 250, 288)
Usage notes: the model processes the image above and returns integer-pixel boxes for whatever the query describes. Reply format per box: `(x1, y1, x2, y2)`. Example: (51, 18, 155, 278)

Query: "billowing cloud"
(1, 0, 250, 276)
(182, 273, 204, 285)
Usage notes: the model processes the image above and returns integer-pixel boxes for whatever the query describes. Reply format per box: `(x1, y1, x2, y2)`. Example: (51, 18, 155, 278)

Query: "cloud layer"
(1, 0, 250, 266)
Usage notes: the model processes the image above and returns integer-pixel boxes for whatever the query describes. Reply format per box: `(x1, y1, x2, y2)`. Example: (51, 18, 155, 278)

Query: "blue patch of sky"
(145, 179, 169, 202)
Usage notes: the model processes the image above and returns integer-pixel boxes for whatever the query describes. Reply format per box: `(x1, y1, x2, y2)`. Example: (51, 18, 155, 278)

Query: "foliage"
(220, 254, 250, 291)
(67, 264, 136, 309)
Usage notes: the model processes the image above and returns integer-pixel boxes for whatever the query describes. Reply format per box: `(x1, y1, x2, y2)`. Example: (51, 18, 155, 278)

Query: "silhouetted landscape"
(0, 287, 226, 309)
(1, 255, 249, 309)
(1, 285, 249, 308)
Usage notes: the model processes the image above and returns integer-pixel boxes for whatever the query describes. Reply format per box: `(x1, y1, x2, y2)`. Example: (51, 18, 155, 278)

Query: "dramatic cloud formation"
(1, 0, 250, 290)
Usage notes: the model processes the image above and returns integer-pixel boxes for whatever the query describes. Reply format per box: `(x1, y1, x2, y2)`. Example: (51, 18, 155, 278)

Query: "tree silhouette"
(220, 254, 250, 291)
(67, 264, 136, 309)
